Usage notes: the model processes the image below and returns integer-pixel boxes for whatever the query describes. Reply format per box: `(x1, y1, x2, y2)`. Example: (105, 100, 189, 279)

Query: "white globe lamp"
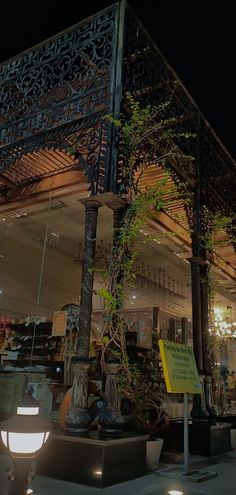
(0, 388, 51, 495)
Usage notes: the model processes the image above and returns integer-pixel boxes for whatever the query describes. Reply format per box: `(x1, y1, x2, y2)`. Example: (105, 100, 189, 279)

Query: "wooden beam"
(152, 211, 191, 246)
(0, 170, 88, 212)
(0, 174, 16, 186)
(147, 212, 236, 283)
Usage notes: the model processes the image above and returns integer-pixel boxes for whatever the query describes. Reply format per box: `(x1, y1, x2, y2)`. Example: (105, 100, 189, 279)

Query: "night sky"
(1, 1, 235, 160)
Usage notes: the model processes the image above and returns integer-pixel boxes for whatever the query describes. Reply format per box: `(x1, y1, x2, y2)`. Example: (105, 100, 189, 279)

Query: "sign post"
(158, 339, 217, 481)
(183, 392, 189, 473)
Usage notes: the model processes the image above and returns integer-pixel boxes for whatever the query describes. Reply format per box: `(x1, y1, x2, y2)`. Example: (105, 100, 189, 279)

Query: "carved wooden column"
(181, 317, 188, 344)
(189, 256, 203, 373)
(168, 318, 176, 342)
(189, 254, 209, 420)
(190, 111, 204, 376)
(189, 167, 209, 419)
(98, 204, 127, 433)
(200, 262, 211, 375)
(77, 199, 101, 359)
(65, 199, 100, 433)
(152, 306, 160, 346)
(98, 360, 124, 434)
(200, 261, 217, 418)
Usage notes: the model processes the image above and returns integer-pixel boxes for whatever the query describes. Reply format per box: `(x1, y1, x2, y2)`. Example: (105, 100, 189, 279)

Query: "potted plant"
(117, 351, 169, 470)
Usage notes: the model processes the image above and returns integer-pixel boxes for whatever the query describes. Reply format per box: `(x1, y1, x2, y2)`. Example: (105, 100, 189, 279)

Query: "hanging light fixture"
(0, 387, 51, 495)
(211, 308, 236, 339)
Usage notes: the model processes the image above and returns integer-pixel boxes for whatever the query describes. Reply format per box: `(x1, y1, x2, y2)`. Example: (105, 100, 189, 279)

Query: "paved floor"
(1, 451, 236, 495)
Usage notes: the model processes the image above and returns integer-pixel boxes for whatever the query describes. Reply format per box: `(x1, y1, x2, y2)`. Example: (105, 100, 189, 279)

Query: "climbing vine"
(92, 92, 197, 430)
(106, 91, 195, 197)
(97, 181, 169, 356)
(201, 210, 235, 265)
(99, 92, 195, 356)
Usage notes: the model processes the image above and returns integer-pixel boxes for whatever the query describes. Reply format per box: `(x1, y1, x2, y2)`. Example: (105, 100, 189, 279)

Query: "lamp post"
(0, 389, 51, 495)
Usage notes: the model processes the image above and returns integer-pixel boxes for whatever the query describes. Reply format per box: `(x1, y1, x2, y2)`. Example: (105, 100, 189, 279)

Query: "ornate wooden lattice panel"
(200, 117, 236, 214)
(122, 6, 236, 222)
(0, 5, 118, 148)
(122, 6, 197, 188)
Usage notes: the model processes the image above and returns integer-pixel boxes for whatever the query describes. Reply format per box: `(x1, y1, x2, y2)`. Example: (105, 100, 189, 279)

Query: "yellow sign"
(159, 339, 201, 394)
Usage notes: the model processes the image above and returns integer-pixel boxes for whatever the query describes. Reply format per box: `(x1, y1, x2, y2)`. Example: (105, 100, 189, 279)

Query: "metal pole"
(9, 458, 31, 495)
(183, 392, 189, 474)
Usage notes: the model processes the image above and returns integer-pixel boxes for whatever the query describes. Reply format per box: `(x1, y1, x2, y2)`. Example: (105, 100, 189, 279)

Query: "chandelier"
(210, 309, 236, 338)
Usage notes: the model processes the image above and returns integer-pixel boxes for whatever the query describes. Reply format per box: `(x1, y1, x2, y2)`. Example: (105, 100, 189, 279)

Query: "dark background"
(0, 1, 235, 160)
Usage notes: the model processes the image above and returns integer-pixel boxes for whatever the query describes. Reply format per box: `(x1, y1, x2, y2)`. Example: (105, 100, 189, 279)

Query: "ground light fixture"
(0, 388, 51, 495)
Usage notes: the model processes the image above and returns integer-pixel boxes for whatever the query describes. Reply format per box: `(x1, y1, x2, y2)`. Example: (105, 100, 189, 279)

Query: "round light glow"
(212, 309, 236, 339)
(17, 407, 39, 416)
(1, 431, 7, 446)
(1, 431, 50, 454)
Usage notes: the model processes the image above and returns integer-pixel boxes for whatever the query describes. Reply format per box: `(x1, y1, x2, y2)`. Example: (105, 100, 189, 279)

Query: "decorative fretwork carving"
(122, 7, 197, 187)
(69, 122, 109, 195)
(123, 7, 236, 220)
(0, 1, 235, 214)
(200, 117, 236, 215)
(0, 111, 110, 196)
(0, 6, 117, 148)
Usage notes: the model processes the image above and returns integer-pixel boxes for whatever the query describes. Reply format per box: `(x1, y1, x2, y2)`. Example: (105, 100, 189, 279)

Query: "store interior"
(0, 189, 236, 420)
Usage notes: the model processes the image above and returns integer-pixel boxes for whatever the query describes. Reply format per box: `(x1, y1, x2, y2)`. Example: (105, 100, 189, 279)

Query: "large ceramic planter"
(146, 437, 163, 470)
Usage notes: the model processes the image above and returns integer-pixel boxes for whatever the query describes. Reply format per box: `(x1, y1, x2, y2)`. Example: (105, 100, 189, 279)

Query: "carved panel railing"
(0, 5, 118, 149)
(0, 111, 110, 195)
(122, 6, 197, 188)
(200, 117, 236, 214)
(0, 2, 235, 210)
(122, 6, 236, 219)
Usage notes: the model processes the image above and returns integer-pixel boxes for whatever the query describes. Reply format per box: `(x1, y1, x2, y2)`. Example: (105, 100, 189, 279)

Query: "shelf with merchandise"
(9, 322, 65, 360)
(1, 321, 66, 385)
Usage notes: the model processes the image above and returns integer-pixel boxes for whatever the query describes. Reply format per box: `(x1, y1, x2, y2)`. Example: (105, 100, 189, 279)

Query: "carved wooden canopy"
(0, 1, 235, 294)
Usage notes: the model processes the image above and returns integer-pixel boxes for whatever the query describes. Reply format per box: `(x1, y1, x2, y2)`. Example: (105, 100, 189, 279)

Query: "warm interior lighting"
(1, 431, 7, 446)
(0, 390, 51, 495)
(168, 491, 184, 495)
(17, 406, 39, 416)
(0, 389, 51, 458)
(1, 431, 49, 454)
(209, 308, 236, 338)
